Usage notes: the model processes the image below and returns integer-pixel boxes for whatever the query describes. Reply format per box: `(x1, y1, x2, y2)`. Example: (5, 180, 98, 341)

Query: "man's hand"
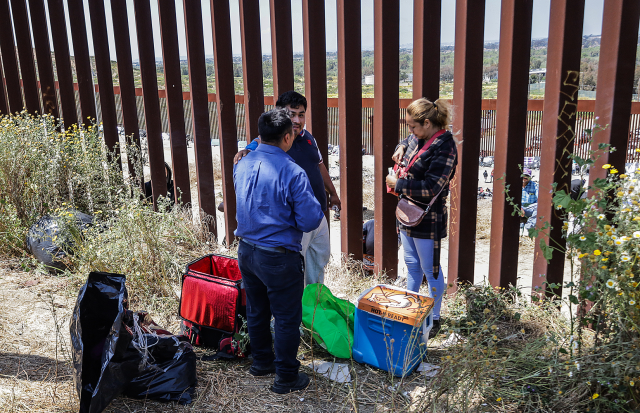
(386, 174, 398, 188)
(329, 193, 341, 210)
(520, 208, 526, 217)
(234, 149, 251, 164)
(392, 145, 406, 164)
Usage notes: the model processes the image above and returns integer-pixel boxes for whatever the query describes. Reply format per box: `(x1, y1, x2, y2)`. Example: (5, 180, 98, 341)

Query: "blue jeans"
(400, 232, 445, 319)
(238, 241, 305, 381)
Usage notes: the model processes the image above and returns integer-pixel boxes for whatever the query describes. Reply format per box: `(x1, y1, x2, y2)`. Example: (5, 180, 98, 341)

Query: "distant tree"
(262, 61, 272, 79)
(205, 63, 214, 77)
(441, 65, 454, 82)
(233, 63, 242, 78)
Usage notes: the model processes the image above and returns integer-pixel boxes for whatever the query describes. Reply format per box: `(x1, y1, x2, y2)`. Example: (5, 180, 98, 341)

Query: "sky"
(27, 0, 606, 60)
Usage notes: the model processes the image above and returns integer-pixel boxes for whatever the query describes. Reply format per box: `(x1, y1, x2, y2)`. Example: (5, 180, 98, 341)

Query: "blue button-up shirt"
(233, 143, 324, 252)
(522, 180, 539, 207)
(245, 129, 327, 211)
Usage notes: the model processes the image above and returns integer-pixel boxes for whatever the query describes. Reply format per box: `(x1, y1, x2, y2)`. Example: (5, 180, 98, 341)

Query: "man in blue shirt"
(234, 91, 340, 285)
(521, 168, 538, 207)
(234, 108, 324, 394)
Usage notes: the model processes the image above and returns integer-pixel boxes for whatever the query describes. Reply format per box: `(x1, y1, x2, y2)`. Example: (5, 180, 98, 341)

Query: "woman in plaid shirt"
(385, 98, 458, 336)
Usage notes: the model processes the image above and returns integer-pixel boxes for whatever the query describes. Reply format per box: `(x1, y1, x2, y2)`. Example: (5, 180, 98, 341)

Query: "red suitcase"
(179, 254, 247, 350)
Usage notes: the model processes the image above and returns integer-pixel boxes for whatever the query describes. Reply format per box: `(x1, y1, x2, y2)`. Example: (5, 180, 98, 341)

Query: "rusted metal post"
(110, 0, 141, 183)
(133, 0, 167, 207)
(87, 0, 120, 157)
(589, 0, 640, 181)
(10, 0, 40, 114)
(302, 0, 331, 233)
(211, 0, 239, 244)
(239, 0, 264, 143)
(28, 0, 58, 118)
(158, 0, 191, 206)
(412, 0, 441, 101)
(67, 0, 97, 125)
(373, 0, 399, 278)
(336, 0, 363, 260)
(447, 0, 486, 293)
(0, 67, 8, 115)
(488, 0, 533, 289)
(183, 0, 217, 237)
(269, 0, 294, 99)
(0, 0, 22, 113)
(532, 0, 585, 300)
(47, 0, 77, 128)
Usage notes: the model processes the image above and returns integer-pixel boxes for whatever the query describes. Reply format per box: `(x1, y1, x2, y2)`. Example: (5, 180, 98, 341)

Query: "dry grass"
(0, 255, 423, 413)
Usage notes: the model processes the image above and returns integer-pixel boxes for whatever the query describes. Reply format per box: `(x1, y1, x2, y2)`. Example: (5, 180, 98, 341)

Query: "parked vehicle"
(480, 156, 494, 167)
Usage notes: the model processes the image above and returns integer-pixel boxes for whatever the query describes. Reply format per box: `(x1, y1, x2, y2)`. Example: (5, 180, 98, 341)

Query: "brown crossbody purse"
(395, 183, 449, 227)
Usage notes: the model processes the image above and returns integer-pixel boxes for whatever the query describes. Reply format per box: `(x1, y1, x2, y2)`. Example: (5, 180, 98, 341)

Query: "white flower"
(615, 239, 624, 246)
(598, 214, 605, 220)
(630, 300, 636, 305)
(606, 279, 616, 288)
(580, 236, 586, 241)
(634, 231, 640, 238)
(568, 371, 573, 378)
(612, 235, 618, 240)
(621, 255, 631, 262)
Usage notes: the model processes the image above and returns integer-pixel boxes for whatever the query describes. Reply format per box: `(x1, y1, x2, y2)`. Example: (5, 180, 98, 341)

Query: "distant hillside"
(37, 34, 640, 99)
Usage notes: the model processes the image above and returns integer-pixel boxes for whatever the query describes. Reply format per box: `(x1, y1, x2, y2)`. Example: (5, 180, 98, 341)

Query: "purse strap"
(397, 130, 445, 179)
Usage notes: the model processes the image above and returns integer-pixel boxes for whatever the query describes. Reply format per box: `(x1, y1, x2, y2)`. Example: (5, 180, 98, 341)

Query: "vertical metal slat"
(488, 0, 533, 289)
(47, 0, 77, 128)
(373, 0, 400, 278)
(211, 0, 239, 244)
(337, 0, 363, 260)
(183, 0, 217, 236)
(448, 0, 486, 292)
(133, 0, 167, 206)
(158, 0, 191, 205)
(28, 0, 58, 118)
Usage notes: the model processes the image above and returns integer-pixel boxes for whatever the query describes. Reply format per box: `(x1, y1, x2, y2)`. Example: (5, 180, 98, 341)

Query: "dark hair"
(275, 90, 307, 111)
(258, 108, 293, 143)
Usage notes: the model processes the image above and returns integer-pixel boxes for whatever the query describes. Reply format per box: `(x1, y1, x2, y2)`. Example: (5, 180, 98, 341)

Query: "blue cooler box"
(352, 284, 434, 377)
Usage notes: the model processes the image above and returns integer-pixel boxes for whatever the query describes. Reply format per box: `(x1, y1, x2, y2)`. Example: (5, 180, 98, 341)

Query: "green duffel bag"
(302, 283, 355, 359)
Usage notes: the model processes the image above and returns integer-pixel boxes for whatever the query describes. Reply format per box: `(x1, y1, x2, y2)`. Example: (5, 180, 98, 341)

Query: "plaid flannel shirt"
(521, 180, 538, 207)
(394, 131, 458, 279)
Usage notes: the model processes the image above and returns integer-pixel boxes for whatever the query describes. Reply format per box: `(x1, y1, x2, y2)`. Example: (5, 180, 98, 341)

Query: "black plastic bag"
(71, 271, 130, 413)
(26, 211, 93, 272)
(71, 272, 196, 413)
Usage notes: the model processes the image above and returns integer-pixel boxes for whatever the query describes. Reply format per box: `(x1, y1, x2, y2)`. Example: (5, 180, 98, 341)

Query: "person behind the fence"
(521, 168, 538, 207)
(234, 108, 323, 394)
(234, 91, 340, 286)
(144, 162, 175, 203)
(386, 98, 457, 338)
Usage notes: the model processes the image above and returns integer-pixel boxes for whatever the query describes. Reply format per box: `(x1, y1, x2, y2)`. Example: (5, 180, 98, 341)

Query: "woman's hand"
(386, 174, 398, 188)
(392, 146, 406, 164)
